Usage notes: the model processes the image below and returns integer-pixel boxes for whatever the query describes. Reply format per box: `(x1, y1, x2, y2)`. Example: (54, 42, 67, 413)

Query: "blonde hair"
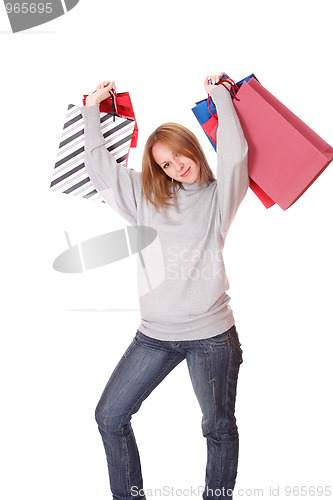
(141, 123, 215, 210)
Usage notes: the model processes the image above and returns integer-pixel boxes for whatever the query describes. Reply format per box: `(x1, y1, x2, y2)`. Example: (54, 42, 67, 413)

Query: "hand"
(85, 80, 116, 107)
(203, 73, 226, 93)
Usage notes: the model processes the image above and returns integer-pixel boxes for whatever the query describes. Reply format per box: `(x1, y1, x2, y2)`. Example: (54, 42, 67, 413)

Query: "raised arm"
(81, 81, 142, 226)
(205, 75, 249, 241)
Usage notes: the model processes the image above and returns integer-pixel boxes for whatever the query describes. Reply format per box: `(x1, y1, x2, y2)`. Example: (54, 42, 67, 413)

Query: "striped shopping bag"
(50, 104, 136, 202)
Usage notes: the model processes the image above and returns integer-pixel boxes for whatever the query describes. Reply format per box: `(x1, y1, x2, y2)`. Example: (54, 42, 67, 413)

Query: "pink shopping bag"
(233, 78, 333, 210)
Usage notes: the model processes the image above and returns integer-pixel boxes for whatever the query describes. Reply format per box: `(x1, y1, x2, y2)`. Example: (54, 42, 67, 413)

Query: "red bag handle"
(207, 77, 240, 118)
(207, 95, 216, 118)
(215, 77, 240, 99)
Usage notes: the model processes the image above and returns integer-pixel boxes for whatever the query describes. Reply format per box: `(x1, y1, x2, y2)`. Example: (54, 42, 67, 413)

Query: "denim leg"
(186, 326, 243, 500)
(95, 331, 185, 500)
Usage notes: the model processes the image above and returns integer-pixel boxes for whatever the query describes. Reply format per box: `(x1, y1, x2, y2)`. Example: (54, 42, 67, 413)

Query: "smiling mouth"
(181, 167, 191, 177)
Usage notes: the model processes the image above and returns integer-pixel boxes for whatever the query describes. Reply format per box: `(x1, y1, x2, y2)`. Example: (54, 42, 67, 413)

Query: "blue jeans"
(95, 325, 243, 500)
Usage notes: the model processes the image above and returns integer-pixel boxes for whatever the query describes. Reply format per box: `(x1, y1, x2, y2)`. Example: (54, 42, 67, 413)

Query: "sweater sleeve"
(80, 104, 142, 226)
(209, 85, 249, 241)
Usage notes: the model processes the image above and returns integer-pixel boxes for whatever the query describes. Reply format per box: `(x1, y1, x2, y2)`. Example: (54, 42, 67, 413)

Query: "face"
(152, 142, 201, 184)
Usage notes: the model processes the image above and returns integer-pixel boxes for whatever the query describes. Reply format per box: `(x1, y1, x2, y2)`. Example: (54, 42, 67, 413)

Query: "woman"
(81, 73, 249, 500)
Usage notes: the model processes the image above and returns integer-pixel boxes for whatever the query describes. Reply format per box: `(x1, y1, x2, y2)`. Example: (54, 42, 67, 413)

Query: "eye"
(163, 162, 170, 169)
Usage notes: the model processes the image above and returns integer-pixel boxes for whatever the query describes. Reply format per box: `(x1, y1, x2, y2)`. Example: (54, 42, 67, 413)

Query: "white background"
(1, 0, 332, 499)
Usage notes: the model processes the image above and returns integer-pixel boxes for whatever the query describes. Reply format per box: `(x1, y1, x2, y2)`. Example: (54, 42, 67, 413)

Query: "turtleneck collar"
(181, 180, 212, 191)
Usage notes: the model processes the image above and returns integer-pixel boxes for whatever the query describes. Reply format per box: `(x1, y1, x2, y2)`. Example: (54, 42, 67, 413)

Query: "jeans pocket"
(204, 328, 232, 350)
(206, 326, 243, 359)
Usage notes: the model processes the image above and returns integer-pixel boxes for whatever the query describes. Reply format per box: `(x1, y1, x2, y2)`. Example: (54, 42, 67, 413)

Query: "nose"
(174, 156, 184, 171)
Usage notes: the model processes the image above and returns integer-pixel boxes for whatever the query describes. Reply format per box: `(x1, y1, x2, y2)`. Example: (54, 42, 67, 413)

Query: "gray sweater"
(80, 85, 249, 341)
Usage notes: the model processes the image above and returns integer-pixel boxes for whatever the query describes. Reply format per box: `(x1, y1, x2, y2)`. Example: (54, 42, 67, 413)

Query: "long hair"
(141, 123, 215, 210)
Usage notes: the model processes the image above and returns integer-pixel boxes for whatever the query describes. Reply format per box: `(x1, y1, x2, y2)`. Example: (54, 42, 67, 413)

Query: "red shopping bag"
(207, 77, 333, 210)
(83, 87, 138, 149)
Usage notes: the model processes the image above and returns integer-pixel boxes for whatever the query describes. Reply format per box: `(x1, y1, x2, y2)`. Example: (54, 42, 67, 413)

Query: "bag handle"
(218, 77, 240, 99)
(108, 89, 117, 113)
(82, 83, 118, 112)
(106, 84, 118, 113)
(207, 77, 240, 118)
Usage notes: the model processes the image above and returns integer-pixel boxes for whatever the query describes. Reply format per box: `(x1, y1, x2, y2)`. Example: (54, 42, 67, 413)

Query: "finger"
(205, 74, 219, 85)
(105, 81, 115, 92)
(102, 81, 115, 90)
(103, 80, 115, 88)
(96, 80, 114, 90)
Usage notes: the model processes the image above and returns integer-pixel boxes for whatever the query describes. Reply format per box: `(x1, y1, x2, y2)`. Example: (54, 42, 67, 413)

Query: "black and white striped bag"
(50, 105, 136, 202)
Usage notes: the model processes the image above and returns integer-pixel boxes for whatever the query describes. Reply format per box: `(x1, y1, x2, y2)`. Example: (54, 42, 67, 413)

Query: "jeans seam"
(224, 347, 233, 488)
(198, 340, 216, 432)
(123, 425, 130, 499)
